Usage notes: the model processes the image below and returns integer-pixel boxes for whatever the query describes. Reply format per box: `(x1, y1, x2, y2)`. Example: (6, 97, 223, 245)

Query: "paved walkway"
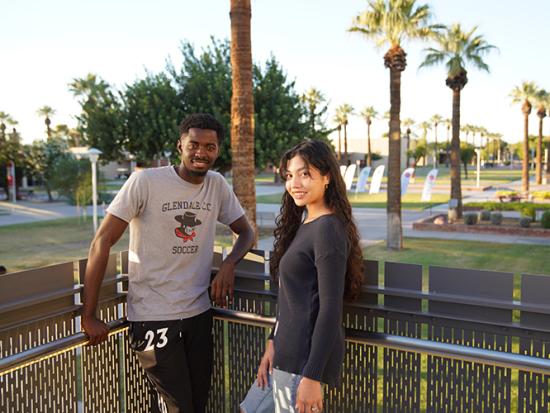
(2, 180, 549, 250)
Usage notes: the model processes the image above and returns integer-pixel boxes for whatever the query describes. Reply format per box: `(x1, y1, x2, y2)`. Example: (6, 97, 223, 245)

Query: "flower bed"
(413, 214, 550, 237)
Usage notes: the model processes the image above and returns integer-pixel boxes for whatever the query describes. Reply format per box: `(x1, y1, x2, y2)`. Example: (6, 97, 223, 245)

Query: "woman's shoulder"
(310, 214, 347, 239)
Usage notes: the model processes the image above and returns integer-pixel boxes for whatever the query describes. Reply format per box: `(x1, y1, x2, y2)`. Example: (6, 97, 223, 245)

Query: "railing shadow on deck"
(1, 248, 549, 412)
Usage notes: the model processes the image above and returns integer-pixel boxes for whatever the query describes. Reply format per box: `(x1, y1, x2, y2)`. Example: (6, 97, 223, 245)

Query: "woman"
(241, 140, 363, 413)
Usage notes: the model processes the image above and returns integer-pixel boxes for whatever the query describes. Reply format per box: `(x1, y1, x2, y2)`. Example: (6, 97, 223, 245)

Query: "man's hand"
(210, 261, 235, 307)
(295, 377, 323, 413)
(257, 339, 274, 389)
(82, 315, 109, 346)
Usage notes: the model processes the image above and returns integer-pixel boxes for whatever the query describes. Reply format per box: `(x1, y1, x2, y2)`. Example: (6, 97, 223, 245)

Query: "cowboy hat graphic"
(174, 212, 202, 242)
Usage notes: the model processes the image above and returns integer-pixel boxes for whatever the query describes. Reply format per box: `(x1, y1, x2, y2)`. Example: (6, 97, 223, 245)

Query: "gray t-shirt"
(106, 166, 244, 321)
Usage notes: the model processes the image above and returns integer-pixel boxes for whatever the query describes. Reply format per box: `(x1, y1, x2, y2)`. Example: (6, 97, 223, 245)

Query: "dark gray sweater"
(271, 214, 348, 387)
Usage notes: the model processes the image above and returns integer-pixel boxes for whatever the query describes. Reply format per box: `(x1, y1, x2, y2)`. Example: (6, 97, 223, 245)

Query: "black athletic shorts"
(129, 309, 213, 413)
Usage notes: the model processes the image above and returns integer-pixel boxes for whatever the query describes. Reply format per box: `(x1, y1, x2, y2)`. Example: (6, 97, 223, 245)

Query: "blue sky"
(2, 0, 549, 145)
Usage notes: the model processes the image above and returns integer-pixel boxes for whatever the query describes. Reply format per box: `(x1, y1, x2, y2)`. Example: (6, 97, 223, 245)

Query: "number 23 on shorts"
(130, 321, 178, 352)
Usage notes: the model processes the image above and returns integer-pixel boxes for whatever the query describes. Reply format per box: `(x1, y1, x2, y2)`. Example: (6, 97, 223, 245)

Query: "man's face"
(177, 128, 220, 177)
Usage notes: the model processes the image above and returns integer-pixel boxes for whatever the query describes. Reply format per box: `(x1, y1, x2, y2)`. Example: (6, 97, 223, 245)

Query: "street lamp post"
(87, 148, 102, 233)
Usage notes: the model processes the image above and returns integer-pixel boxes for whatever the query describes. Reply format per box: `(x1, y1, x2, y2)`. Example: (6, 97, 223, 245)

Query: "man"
(82, 113, 255, 413)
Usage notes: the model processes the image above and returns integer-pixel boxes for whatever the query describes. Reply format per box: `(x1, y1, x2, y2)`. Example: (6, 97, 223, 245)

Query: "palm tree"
(359, 106, 378, 166)
(402, 118, 415, 167)
(420, 23, 496, 218)
(301, 87, 325, 134)
(335, 104, 354, 163)
(350, 0, 440, 250)
(333, 117, 343, 161)
(510, 81, 538, 193)
(37, 106, 56, 139)
(0, 111, 13, 143)
(444, 118, 452, 167)
(534, 89, 548, 185)
(230, 0, 256, 234)
(430, 114, 443, 167)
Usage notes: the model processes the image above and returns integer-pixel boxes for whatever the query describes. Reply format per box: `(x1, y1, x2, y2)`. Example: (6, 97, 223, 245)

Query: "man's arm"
(82, 214, 128, 345)
(210, 215, 255, 306)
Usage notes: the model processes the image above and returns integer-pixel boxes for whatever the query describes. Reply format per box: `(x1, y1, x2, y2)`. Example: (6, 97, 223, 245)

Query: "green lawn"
(364, 237, 550, 276)
(409, 166, 524, 186)
(257, 192, 449, 210)
(0, 218, 271, 273)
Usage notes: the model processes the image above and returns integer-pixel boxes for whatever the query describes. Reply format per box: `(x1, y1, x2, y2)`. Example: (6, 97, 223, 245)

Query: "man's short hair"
(178, 113, 224, 142)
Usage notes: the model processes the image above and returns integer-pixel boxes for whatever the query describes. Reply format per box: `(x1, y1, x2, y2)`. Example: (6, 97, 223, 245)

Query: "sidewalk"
(2, 180, 549, 248)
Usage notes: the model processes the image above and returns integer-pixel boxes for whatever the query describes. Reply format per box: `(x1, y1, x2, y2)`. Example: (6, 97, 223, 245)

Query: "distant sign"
(343, 164, 357, 191)
(401, 167, 415, 195)
(340, 165, 347, 178)
(369, 165, 385, 194)
(421, 168, 438, 202)
(355, 167, 372, 193)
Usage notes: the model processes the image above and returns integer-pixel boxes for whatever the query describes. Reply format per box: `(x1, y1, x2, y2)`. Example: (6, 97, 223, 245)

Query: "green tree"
(460, 142, 475, 179)
(170, 39, 233, 172)
(350, 0, 440, 249)
(253, 57, 308, 170)
(123, 72, 182, 164)
(510, 81, 538, 193)
(69, 74, 125, 161)
(420, 23, 496, 217)
(301, 87, 331, 141)
(27, 137, 69, 201)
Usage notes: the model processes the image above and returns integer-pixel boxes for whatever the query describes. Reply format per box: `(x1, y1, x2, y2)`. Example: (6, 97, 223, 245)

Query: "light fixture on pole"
(87, 148, 102, 233)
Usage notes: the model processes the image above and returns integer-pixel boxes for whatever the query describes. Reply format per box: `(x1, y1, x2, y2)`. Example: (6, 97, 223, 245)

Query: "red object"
(7, 175, 13, 186)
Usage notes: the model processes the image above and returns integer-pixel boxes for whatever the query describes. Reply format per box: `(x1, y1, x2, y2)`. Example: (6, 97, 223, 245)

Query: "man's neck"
(174, 165, 206, 185)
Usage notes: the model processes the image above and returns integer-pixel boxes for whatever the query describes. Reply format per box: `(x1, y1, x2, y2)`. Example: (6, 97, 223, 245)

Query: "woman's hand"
(257, 339, 274, 389)
(295, 377, 323, 413)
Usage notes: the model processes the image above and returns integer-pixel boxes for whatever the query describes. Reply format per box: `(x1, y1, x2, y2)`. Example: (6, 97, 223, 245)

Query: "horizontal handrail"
(0, 319, 128, 377)
(2, 309, 550, 378)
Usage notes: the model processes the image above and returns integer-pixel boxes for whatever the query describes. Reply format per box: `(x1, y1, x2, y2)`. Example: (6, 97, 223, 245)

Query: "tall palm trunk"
(521, 100, 531, 193)
(367, 120, 372, 167)
(536, 110, 545, 185)
(230, 0, 256, 238)
(433, 125, 438, 167)
(385, 45, 405, 250)
(337, 125, 342, 161)
(343, 121, 349, 163)
(447, 71, 466, 219)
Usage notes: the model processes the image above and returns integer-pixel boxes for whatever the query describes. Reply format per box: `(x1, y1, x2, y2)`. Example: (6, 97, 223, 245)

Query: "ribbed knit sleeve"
(301, 220, 347, 381)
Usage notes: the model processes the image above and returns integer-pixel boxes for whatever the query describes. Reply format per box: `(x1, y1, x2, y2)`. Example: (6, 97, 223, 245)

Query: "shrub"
(519, 217, 531, 228)
(541, 211, 550, 229)
(521, 205, 537, 222)
(532, 191, 550, 200)
(479, 210, 491, 221)
(490, 212, 503, 225)
(464, 213, 478, 225)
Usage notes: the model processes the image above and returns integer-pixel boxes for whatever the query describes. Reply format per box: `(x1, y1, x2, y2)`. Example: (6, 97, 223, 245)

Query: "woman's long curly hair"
(270, 140, 364, 302)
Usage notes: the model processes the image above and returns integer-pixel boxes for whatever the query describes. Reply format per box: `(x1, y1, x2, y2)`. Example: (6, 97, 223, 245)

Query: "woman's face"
(284, 155, 329, 209)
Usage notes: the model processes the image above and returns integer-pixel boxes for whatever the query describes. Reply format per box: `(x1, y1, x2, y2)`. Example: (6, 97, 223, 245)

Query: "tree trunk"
(230, 0, 257, 240)
(367, 121, 372, 167)
(522, 110, 530, 193)
(434, 125, 438, 167)
(387, 67, 402, 250)
(536, 116, 543, 185)
(450, 89, 463, 218)
(337, 127, 341, 161)
(343, 122, 348, 163)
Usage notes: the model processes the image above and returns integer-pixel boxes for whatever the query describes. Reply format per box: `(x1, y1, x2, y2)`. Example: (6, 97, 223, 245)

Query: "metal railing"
(1, 249, 549, 412)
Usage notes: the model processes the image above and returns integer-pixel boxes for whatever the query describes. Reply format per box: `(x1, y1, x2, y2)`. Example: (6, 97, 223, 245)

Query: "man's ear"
(176, 138, 182, 154)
